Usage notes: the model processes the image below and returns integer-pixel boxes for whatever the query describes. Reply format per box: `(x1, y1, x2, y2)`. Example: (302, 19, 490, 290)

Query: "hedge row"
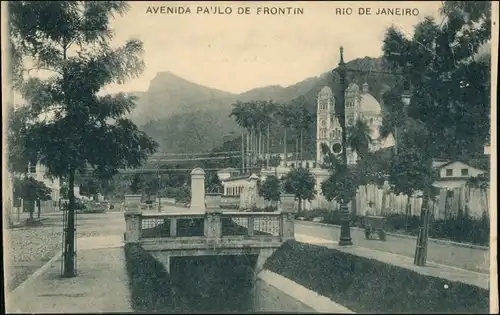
(264, 240, 489, 313)
(295, 209, 489, 246)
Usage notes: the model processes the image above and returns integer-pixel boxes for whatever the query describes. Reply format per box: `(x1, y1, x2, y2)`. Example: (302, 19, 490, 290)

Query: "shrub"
(265, 240, 489, 313)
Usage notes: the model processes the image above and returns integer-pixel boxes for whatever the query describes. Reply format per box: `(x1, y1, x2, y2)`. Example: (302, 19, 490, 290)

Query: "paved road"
(5, 211, 128, 292)
(295, 221, 489, 273)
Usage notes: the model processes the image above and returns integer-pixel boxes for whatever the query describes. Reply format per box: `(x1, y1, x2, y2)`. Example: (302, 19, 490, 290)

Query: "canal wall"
(124, 242, 351, 313)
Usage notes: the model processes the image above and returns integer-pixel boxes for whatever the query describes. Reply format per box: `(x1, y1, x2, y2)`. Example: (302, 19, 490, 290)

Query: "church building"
(316, 82, 394, 164)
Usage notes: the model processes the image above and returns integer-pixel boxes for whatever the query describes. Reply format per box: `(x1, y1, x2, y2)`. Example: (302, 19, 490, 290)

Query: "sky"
(100, 1, 443, 94)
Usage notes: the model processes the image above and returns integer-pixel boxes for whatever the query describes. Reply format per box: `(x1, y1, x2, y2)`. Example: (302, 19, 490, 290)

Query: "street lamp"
(157, 174, 162, 212)
(401, 92, 412, 106)
(394, 92, 412, 156)
(336, 46, 353, 246)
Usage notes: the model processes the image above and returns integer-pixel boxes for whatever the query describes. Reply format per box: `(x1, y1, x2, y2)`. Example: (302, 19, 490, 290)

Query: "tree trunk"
(259, 128, 262, 166)
(283, 128, 287, 166)
(405, 194, 412, 232)
(246, 131, 250, 173)
(295, 137, 299, 166)
(381, 189, 387, 216)
(414, 189, 431, 266)
(394, 127, 399, 155)
(28, 200, 34, 220)
(266, 124, 270, 168)
(63, 168, 77, 277)
(300, 130, 304, 163)
(37, 199, 41, 219)
(241, 132, 245, 173)
(252, 129, 256, 168)
(259, 129, 264, 167)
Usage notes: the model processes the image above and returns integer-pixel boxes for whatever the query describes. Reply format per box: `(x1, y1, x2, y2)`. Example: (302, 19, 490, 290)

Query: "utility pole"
(337, 46, 353, 246)
(241, 132, 245, 173)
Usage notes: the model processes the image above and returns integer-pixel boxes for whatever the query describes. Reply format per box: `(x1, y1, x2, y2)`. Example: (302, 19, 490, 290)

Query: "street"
(4, 211, 127, 292)
(5, 210, 488, 294)
(295, 221, 489, 273)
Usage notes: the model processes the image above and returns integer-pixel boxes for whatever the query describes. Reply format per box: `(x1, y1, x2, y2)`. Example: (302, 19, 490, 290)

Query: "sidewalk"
(6, 236, 132, 313)
(295, 233, 489, 290)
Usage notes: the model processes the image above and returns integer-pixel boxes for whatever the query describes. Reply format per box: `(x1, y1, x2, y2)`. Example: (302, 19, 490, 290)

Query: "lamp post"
(157, 174, 161, 212)
(336, 46, 353, 246)
(395, 92, 412, 156)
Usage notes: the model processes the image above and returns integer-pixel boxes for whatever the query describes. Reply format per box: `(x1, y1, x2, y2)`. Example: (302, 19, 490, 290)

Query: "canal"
(169, 255, 315, 313)
(125, 244, 314, 313)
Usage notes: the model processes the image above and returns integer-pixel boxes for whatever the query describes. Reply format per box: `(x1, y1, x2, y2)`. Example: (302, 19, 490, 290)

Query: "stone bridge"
(123, 168, 295, 275)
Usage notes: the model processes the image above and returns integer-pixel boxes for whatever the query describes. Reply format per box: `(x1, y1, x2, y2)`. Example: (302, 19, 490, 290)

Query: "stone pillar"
(190, 168, 206, 212)
(205, 206, 222, 239)
(281, 203, 295, 241)
(205, 193, 222, 209)
(280, 194, 296, 212)
(124, 211, 142, 242)
(124, 195, 142, 212)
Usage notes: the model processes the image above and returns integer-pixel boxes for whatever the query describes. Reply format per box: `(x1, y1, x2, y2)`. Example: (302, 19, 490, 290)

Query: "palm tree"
(296, 102, 314, 164)
(229, 101, 252, 173)
(261, 100, 278, 168)
(380, 89, 408, 155)
(277, 104, 294, 166)
(347, 118, 372, 161)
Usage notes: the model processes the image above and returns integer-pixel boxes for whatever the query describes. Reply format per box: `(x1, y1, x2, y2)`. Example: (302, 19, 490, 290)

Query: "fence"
(251, 184, 489, 220)
(312, 184, 489, 220)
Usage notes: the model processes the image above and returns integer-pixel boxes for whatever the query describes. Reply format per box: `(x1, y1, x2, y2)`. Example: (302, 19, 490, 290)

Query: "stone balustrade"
(124, 167, 295, 254)
(124, 209, 294, 243)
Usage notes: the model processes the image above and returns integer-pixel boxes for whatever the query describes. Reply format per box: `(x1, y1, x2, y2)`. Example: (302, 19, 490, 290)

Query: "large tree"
(381, 1, 491, 265)
(259, 175, 282, 209)
(8, 1, 158, 277)
(347, 118, 372, 161)
(13, 176, 52, 221)
(382, 2, 491, 160)
(320, 143, 359, 209)
(283, 167, 316, 211)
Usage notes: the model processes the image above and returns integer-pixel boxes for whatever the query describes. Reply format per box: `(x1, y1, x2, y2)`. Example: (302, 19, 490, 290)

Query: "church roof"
(346, 82, 382, 115)
(319, 86, 333, 96)
(346, 83, 360, 93)
(360, 94, 382, 115)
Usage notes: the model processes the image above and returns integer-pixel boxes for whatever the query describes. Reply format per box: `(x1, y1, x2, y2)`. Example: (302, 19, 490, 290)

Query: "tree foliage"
(381, 1, 491, 161)
(13, 176, 52, 202)
(321, 166, 359, 204)
(205, 173, 223, 193)
(283, 167, 316, 209)
(8, 2, 158, 213)
(347, 118, 372, 160)
(259, 176, 282, 204)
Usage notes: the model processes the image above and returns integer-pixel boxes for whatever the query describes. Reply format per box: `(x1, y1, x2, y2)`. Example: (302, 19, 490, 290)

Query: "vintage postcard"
(2, 1, 498, 314)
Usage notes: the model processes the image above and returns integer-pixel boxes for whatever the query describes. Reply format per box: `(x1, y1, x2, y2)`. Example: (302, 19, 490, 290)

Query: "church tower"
(316, 86, 341, 163)
(345, 83, 362, 164)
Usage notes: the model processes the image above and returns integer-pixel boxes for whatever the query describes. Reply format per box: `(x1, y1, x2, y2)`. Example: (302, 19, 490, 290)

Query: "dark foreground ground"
(264, 240, 489, 314)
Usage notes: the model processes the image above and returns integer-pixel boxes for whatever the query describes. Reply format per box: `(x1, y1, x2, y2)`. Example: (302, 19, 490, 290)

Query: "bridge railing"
(124, 210, 294, 243)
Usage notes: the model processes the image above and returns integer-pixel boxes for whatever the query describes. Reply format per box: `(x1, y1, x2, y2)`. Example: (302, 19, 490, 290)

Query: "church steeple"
(362, 82, 369, 94)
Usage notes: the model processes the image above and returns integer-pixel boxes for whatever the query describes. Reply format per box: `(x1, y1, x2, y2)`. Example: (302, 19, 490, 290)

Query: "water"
(169, 255, 258, 312)
(125, 244, 314, 313)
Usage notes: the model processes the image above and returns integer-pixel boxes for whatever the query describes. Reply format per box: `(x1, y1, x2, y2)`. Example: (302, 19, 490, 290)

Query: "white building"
(433, 161, 488, 190)
(27, 162, 61, 212)
(216, 168, 241, 181)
